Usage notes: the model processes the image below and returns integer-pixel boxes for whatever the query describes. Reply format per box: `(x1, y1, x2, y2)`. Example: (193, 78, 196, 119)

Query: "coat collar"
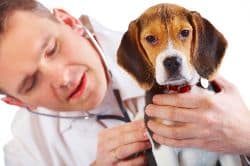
(90, 17, 145, 101)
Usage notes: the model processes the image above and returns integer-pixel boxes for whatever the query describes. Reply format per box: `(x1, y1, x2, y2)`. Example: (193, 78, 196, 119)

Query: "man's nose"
(40, 62, 73, 90)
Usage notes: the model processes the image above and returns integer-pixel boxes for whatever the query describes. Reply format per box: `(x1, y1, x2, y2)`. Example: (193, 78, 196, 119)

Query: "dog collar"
(166, 84, 192, 93)
(196, 78, 220, 92)
(166, 78, 211, 93)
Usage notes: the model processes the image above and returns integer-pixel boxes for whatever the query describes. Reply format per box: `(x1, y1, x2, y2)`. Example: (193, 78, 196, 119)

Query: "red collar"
(166, 84, 192, 93)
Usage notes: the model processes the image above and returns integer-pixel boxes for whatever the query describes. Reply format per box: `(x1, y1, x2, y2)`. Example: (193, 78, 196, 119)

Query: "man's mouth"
(68, 73, 87, 101)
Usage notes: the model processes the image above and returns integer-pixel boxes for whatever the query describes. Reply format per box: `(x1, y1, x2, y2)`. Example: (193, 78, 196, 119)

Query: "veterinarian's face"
(0, 11, 108, 112)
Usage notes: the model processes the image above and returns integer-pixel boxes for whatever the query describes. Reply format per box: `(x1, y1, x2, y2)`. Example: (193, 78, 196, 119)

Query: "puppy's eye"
(180, 29, 190, 39)
(145, 35, 158, 45)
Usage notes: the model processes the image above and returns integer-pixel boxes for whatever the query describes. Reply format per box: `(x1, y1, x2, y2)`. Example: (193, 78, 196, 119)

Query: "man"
(0, 0, 151, 165)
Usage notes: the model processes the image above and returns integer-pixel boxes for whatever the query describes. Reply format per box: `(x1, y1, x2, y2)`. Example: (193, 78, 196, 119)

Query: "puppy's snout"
(163, 56, 182, 74)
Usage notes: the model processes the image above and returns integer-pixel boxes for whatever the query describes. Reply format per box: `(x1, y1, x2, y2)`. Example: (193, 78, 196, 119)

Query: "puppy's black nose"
(163, 56, 182, 73)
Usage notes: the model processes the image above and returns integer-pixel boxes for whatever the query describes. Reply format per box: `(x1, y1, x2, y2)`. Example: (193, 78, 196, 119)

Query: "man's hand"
(94, 120, 151, 166)
(145, 76, 250, 154)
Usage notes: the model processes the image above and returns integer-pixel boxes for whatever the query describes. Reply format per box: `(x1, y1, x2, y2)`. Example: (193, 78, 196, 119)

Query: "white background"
(0, 0, 250, 165)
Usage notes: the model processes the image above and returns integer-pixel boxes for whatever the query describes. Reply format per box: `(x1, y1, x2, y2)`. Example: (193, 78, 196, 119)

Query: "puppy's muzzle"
(163, 56, 182, 78)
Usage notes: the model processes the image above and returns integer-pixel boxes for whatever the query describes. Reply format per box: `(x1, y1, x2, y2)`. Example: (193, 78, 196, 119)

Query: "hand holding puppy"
(93, 120, 151, 166)
(146, 76, 250, 154)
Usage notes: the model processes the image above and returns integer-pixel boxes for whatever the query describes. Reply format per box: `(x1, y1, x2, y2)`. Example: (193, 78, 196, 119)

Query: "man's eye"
(25, 76, 37, 93)
(46, 39, 57, 57)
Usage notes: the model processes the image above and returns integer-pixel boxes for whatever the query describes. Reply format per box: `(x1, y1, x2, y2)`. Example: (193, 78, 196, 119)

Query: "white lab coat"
(4, 18, 146, 166)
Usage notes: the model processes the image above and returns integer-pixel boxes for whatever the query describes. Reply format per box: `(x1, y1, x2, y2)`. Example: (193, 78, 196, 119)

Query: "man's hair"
(0, 0, 56, 34)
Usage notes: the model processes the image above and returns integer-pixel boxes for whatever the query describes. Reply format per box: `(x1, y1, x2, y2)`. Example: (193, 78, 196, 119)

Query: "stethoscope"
(26, 25, 131, 123)
(27, 89, 130, 123)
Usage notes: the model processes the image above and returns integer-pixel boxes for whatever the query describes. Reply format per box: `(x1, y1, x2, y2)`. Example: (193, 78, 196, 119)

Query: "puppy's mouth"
(164, 76, 187, 85)
(157, 73, 199, 93)
(166, 75, 197, 85)
(157, 73, 189, 86)
(159, 68, 200, 86)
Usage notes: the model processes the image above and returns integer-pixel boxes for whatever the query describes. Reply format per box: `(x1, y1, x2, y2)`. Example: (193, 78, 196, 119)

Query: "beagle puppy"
(117, 3, 242, 166)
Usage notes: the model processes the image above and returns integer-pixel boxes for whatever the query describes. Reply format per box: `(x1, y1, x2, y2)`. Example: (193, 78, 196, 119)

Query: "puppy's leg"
(219, 154, 242, 166)
(180, 149, 218, 166)
(152, 145, 179, 166)
(135, 110, 157, 166)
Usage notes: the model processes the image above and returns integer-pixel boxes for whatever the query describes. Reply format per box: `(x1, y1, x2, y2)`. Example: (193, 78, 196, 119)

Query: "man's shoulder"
(79, 14, 122, 38)
(10, 108, 64, 141)
(5, 108, 99, 165)
(4, 108, 61, 164)
(88, 16, 123, 44)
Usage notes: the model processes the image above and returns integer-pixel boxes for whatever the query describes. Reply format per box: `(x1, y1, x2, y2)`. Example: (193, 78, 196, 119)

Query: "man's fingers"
(145, 104, 199, 123)
(115, 141, 151, 160)
(116, 154, 148, 166)
(152, 134, 223, 153)
(148, 121, 209, 139)
(152, 134, 205, 148)
(109, 120, 145, 135)
(212, 75, 235, 92)
(99, 120, 145, 140)
(101, 129, 148, 151)
(152, 92, 209, 108)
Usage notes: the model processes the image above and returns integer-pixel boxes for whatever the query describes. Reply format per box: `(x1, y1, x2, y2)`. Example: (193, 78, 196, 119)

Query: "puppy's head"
(117, 3, 227, 90)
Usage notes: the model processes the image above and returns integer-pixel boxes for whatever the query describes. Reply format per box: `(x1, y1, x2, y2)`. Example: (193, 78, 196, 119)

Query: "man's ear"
(1, 96, 36, 111)
(53, 8, 83, 34)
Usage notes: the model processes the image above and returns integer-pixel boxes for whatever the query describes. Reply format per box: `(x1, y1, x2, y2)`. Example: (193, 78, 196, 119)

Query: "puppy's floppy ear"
(117, 20, 154, 90)
(190, 11, 227, 80)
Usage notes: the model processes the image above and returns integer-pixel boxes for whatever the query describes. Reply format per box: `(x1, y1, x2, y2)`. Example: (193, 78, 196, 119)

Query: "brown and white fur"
(117, 3, 242, 166)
